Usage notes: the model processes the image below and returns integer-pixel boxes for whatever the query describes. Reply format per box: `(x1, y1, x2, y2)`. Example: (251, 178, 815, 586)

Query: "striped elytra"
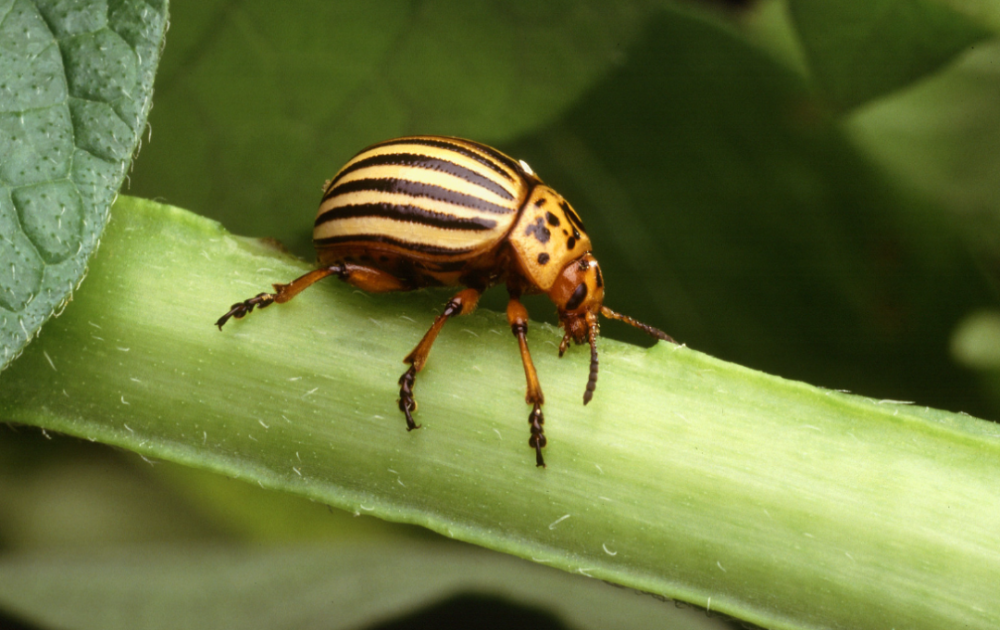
(312, 136, 592, 290)
(216, 135, 676, 467)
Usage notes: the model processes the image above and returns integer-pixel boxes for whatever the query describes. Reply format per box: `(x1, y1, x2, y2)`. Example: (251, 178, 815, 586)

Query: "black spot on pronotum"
(524, 216, 550, 243)
(566, 283, 588, 311)
(535, 197, 547, 207)
(545, 211, 561, 227)
(537, 253, 550, 265)
(595, 265, 603, 288)
(559, 200, 587, 232)
(567, 236, 576, 250)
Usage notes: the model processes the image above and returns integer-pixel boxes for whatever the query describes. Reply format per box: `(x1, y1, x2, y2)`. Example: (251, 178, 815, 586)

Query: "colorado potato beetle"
(216, 136, 675, 467)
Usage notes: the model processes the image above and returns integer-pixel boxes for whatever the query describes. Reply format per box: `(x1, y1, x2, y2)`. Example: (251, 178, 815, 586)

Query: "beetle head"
(549, 251, 675, 406)
(548, 252, 604, 404)
(550, 252, 605, 345)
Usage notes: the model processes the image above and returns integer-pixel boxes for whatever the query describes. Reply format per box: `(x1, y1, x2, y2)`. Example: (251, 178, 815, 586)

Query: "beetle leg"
(558, 332, 572, 357)
(216, 266, 343, 329)
(216, 263, 414, 330)
(506, 296, 547, 467)
(336, 263, 412, 294)
(398, 288, 481, 431)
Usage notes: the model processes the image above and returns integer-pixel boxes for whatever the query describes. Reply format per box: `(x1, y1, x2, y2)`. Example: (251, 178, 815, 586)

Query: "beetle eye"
(565, 282, 588, 311)
(578, 258, 590, 271)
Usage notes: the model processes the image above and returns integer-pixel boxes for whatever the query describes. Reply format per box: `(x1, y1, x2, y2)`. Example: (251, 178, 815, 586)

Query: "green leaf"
(788, 0, 994, 109)
(125, 0, 651, 254)
(3, 196, 1000, 630)
(0, 541, 726, 630)
(0, 0, 168, 370)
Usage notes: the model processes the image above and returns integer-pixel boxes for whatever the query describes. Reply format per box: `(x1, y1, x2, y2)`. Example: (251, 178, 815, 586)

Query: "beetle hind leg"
(215, 292, 275, 329)
(215, 266, 346, 329)
(216, 262, 416, 330)
(397, 288, 482, 432)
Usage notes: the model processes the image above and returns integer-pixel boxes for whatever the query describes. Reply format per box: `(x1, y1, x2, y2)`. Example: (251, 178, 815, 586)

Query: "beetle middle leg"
(398, 288, 482, 431)
(506, 294, 547, 467)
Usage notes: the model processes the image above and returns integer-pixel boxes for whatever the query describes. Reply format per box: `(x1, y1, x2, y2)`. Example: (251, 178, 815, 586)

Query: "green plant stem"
(3, 196, 1000, 630)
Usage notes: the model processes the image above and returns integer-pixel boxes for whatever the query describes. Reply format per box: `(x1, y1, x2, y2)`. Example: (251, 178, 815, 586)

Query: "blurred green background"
(4, 0, 1000, 628)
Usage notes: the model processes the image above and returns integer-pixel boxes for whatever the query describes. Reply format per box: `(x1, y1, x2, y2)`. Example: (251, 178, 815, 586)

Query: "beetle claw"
(528, 403, 546, 467)
(398, 365, 421, 430)
(215, 293, 274, 330)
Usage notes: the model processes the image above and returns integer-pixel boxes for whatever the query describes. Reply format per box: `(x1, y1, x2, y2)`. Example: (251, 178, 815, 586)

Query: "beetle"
(216, 135, 675, 467)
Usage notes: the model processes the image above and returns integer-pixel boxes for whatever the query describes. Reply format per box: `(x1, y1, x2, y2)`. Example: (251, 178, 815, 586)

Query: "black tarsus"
(397, 365, 420, 431)
(215, 293, 275, 330)
(396, 295, 467, 432)
(528, 403, 546, 467)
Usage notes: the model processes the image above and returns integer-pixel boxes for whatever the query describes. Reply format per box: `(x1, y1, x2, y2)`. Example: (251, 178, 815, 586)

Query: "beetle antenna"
(600, 306, 675, 343)
(584, 325, 599, 405)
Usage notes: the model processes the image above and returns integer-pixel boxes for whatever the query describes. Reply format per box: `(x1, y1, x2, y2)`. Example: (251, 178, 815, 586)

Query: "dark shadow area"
(0, 607, 45, 630)
(368, 593, 571, 630)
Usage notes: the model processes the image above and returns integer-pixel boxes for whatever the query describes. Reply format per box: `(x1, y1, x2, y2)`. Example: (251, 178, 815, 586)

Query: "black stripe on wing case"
(466, 140, 526, 178)
(314, 233, 478, 256)
(325, 178, 514, 215)
(315, 202, 498, 231)
(324, 153, 515, 202)
(371, 137, 518, 183)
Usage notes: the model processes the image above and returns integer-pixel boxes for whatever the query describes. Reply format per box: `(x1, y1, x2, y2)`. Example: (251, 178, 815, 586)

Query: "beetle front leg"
(398, 288, 481, 431)
(506, 295, 547, 467)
